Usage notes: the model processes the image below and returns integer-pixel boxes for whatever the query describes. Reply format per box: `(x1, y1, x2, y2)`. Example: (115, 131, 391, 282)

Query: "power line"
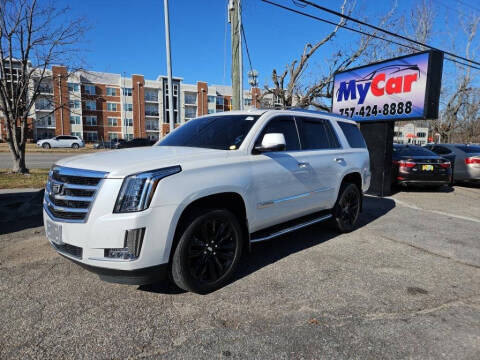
(241, 24, 254, 72)
(296, 0, 480, 68)
(260, 0, 480, 71)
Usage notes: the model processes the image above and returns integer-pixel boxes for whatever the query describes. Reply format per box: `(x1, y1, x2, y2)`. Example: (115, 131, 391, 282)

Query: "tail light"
(465, 157, 480, 165)
(395, 160, 416, 168)
(439, 161, 451, 168)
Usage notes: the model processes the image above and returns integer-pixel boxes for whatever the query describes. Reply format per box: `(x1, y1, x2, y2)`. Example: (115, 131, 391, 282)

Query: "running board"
(250, 212, 332, 243)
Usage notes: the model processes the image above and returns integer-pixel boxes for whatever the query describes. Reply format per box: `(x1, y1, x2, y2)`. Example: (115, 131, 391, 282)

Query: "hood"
(55, 146, 230, 178)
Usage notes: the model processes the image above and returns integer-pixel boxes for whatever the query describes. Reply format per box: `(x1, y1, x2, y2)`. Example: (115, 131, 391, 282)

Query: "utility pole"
(164, 0, 175, 133)
(228, 0, 242, 110)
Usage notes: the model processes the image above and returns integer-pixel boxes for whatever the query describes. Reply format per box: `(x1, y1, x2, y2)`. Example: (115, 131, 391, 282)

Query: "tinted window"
(455, 145, 480, 154)
(255, 116, 300, 151)
(432, 146, 451, 155)
(338, 122, 366, 148)
(393, 145, 436, 156)
(298, 118, 334, 150)
(159, 115, 259, 150)
(57, 136, 69, 140)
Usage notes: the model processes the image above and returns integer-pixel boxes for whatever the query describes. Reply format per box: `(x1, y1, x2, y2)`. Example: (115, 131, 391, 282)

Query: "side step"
(250, 210, 333, 243)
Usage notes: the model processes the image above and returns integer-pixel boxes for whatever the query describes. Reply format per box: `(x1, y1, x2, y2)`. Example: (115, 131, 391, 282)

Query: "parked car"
(425, 144, 480, 183)
(116, 138, 155, 149)
(44, 109, 371, 293)
(36, 136, 84, 149)
(392, 144, 452, 188)
(93, 139, 126, 149)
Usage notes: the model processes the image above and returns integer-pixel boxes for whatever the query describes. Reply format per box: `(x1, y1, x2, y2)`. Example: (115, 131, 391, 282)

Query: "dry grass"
(0, 168, 48, 189)
(0, 143, 98, 153)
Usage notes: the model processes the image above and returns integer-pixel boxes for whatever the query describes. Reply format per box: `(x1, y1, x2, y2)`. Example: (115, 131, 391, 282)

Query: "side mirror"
(254, 133, 286, 153)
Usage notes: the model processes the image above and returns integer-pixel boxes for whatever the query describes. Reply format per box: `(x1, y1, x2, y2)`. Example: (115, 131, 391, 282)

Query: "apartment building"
(0, 63, 262, 143)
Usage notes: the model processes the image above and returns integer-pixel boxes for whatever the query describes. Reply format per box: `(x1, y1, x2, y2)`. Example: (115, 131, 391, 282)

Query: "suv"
(44, 110, 371, 293)
(37, 135, 85, 149)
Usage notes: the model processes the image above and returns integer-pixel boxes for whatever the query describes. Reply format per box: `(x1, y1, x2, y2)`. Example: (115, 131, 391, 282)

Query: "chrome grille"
(44, 166, 108, 223)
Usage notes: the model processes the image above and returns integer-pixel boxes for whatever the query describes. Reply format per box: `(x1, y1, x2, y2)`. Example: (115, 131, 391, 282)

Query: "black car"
(116, 138, 155, 149)
(392, 144, 452, 187)
(93, 139, 126, 149)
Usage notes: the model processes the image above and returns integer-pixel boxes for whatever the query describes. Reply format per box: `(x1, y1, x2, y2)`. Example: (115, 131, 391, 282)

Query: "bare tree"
(0, 0, 87, 173)
(260, 1, 397, 110)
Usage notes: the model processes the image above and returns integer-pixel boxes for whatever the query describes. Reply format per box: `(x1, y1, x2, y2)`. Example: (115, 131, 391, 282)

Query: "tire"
(332, 183, 361, 233)
(171, 209, 243, 294)
(42, 143, 51, 149)
(72, 143, 79, 149)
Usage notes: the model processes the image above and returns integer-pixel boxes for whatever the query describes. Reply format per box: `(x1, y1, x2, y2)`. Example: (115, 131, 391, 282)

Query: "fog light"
(104, 228, 145, 260)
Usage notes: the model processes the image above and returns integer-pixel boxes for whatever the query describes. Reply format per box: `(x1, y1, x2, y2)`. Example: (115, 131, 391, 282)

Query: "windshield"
(393, 145, 436, 156)
(158, 115, 260, 150)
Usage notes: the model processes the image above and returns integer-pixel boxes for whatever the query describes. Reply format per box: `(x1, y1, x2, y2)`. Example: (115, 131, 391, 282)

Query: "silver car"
(36, 135, 85, 149)
(425, 144, 480, 183)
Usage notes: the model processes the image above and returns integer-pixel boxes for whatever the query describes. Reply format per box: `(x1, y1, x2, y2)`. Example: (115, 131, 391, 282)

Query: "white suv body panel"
(44, 110, 370, 280)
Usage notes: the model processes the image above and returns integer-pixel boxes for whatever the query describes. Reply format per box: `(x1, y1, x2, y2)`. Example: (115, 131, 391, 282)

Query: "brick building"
(0, 64, 262, 143)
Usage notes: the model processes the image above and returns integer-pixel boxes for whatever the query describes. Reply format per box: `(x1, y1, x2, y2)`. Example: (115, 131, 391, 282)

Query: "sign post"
(332, 51, 444, 196)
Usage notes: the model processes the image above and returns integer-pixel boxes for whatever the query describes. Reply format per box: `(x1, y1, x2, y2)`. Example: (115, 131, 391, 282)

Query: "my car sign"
(332, 51, 443, 121)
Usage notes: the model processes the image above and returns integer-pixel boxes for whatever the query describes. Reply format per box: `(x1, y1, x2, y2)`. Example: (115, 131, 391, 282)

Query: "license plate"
(422, 165, 434, 171)
(46, 219, 63, 245)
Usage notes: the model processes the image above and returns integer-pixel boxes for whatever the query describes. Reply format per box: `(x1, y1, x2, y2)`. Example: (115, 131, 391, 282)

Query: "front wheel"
(171, 209, 243, 294)
(42, 143, 51, 149)
(71, 143, 79, 149)
(332, 183, 361, 233)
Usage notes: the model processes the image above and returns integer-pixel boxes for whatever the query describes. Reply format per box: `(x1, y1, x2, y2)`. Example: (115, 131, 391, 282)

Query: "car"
(93, 139, 126, 149)
(43, 109, 371, 294)
(116, 138, 155, 148)
(392, 144, 452, 188)
(37, 135, 85, 149)
(424, 144, 480, 183)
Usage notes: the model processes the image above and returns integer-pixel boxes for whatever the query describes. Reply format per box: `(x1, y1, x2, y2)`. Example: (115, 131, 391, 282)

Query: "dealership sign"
(332, 51, 443, 121)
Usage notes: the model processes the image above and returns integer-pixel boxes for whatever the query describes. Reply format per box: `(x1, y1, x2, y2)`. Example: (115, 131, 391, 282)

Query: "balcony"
(35, 104, 53, 111)
(38, 86, 53, 94)
(144, 95, 158, 102)
(145, 110, 159, 117)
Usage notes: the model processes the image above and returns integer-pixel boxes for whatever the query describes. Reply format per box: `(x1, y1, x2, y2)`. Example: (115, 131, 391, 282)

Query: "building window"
(184, 93, 197, 105)
(84, 84, 96, 95)
(70, 115, 81, 125)
(69, 100, 81, 109)
(417, 132, 426, 138)
(106, 87, 117, 96)
(107, 102, 118, 111)
(208, 96, 215, 103)
(68, 83, 80, 92)
(123, 118, 133, 127)
(35, 98, 52, 110)
(84, 131, 98, 142)
(208, 109, 215, 114)
(122, 88, 132, 96)
(125, 133, 133, 141)
(71, 132, 82, 138)
(185, 106, 197, 119)
(165, 84, 179, 96)
(147, 133, 159, 141)
(145, 104, 159, 116)
(216, 96, 224, 105)
(84, 116, 97, 126)
(244, 98, 252, 106)
(146, 119, 159, 130)
(85, 100, 96, 110)
(123, 103, 133, 111)
(107, 117, 118, 126)
(37, 115, 54, 127)
(109, 132, 120, 141)
(145, 90, 158, 101)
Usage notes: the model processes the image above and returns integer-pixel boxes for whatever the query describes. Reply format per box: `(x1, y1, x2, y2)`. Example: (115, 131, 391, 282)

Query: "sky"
(54, 0, 478, 87)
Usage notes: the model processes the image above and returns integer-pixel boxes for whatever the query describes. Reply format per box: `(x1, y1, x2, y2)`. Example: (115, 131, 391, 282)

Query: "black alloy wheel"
(332, 183, 361, 233)
(171, 209, 243, 294)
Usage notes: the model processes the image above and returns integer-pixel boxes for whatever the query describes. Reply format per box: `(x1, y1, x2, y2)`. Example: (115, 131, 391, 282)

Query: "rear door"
(250, 115, 318, 229)
(295, 116, 344, 209)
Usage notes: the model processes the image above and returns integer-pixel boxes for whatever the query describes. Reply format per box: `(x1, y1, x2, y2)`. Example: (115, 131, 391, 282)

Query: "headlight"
(113, 166, 181, 213)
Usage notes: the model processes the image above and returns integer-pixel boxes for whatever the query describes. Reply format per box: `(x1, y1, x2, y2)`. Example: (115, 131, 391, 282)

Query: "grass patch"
(0, 168, 48, 189)
(0, 143, 98, 153)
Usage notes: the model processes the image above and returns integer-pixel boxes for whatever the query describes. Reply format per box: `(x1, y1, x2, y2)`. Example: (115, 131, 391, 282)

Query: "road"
(0, 152, 81, 169)
(1, 185, 479, 359)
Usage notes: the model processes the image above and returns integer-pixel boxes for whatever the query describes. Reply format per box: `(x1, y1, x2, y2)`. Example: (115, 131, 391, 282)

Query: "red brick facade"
(52, 66, 70, 136)
(132, 75, 146, 138)
(197, 82, 208, 116)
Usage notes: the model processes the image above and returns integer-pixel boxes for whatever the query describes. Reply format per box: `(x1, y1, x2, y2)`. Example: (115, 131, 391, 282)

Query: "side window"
(297, 117, 331, 150)
(256, 116, 300, 151)
(433, 146, 451, 155)
(57, 136, 68, 140)
(337, 121, 367, 148)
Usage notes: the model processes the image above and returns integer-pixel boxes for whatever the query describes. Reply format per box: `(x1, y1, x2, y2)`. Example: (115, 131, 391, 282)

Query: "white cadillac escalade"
(44, 109, 371, 293)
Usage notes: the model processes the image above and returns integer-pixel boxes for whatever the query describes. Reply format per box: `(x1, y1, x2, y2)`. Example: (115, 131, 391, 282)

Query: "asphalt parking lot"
(1, 185, 479, 359)
(0, 152, 82, 169)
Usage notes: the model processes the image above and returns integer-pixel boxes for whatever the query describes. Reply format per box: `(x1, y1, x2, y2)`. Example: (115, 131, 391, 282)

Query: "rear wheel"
(42, 143, 51, 149)
(71, 143, 79, 149)
(332, 183, 361, 233)
(171, 209, 243, 294)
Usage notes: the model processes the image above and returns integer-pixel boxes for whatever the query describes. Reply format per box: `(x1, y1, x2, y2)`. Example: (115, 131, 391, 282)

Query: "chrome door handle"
(334, 157, 345, 163)
(298, 162, 309, 168)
